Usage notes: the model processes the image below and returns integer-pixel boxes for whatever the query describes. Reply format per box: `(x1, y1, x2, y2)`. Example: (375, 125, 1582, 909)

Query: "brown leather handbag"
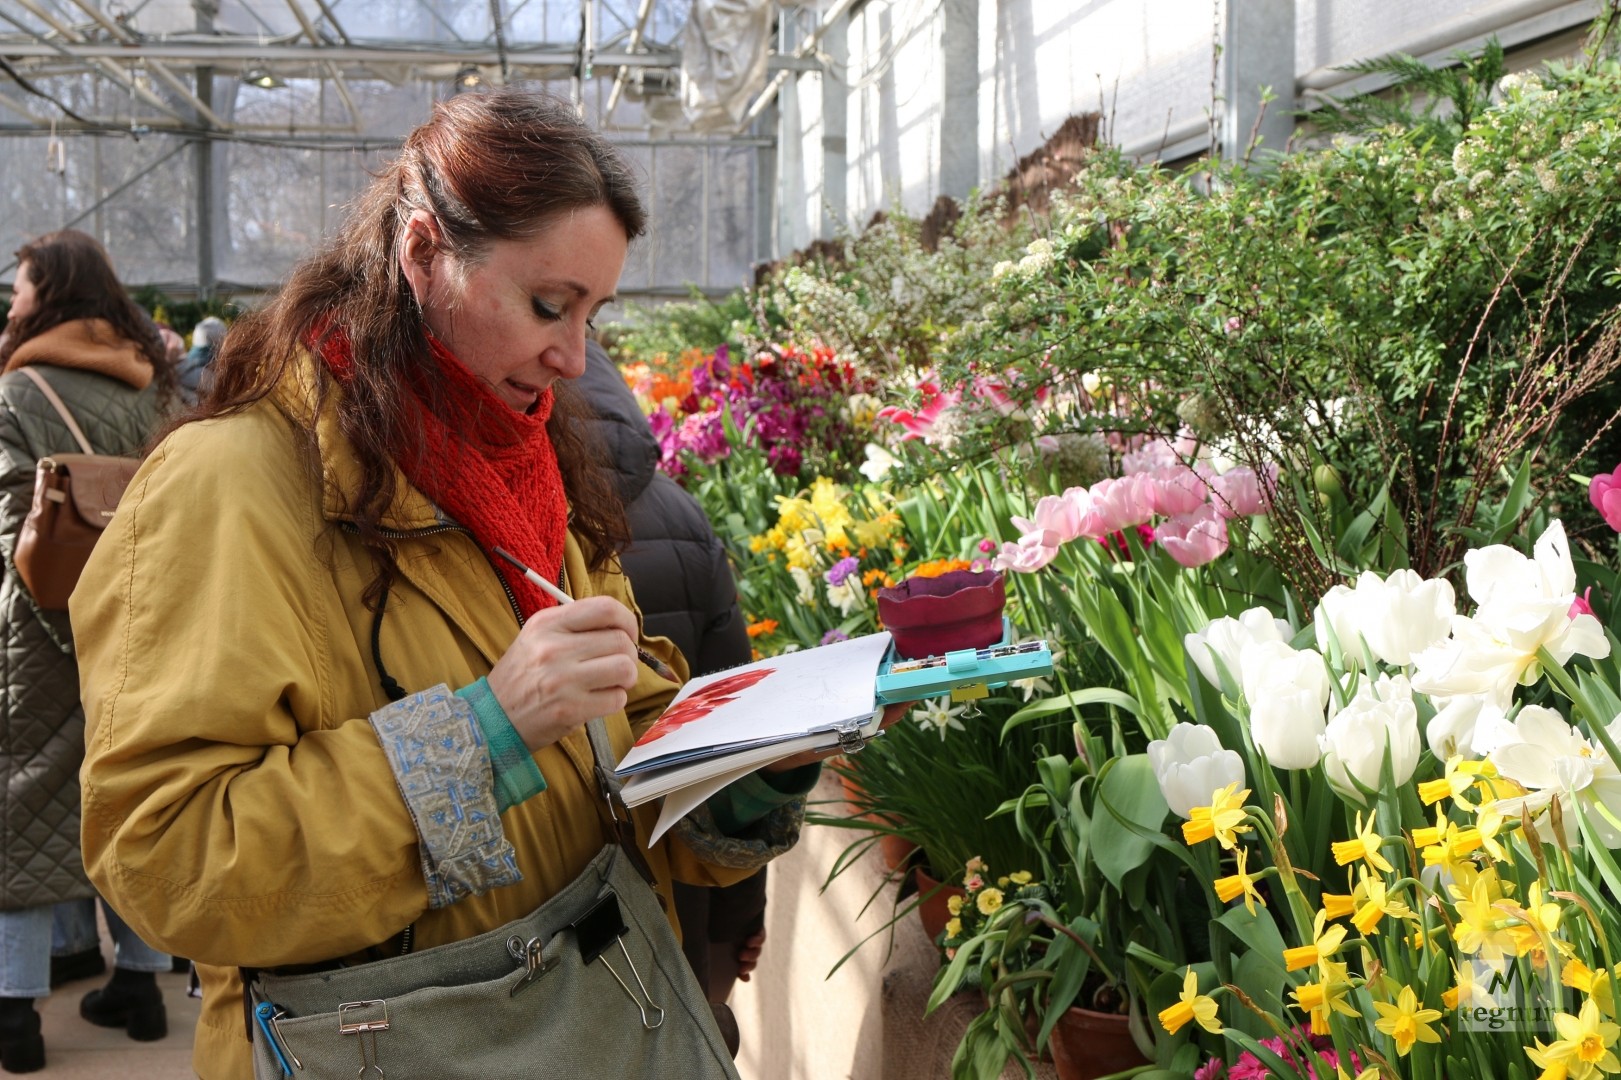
(13, 366, 140, 610)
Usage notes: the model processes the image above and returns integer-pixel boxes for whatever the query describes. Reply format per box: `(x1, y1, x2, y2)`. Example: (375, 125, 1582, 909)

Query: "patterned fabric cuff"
(672, 798, 807, 872)
(368, 685, 522, 909)
(707, 763, 822, 834)
(456, 678, 547, 813)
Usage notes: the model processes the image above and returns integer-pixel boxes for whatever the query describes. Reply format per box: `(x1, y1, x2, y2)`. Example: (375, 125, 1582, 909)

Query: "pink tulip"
(1156, 506, 1229, 568)
(1147, 465, 1209, 517)
(1012, 492, 1087, 545)
(1085, 475, 1156, 537)
(1209, 464, 1276, 519)
(992, 533, 1060, 574)
(1592, 468, 1621, 531)
(876, 379, 962, 443)
(1122, 438, 1179, 475)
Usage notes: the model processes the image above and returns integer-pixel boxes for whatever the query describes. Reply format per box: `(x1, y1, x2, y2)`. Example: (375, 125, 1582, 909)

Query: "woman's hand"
(486, 596, 641, 752)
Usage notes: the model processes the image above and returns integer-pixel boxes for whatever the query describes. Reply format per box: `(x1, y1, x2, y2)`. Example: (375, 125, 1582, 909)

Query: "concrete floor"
(33, 960, 199, 1078)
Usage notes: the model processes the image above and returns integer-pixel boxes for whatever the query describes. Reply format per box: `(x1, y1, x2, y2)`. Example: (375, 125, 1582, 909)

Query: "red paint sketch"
(636, 668, 776, 746)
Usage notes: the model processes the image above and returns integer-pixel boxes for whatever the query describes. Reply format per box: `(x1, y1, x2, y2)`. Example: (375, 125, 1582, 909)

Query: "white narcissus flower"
(1320, 674, 1421, 803)
(1240, 641, 1331, 770)
(1487, 706, 1621, 846)
(1413, 521, 1610, 703)
(1357, 569, 1456, 666)
(912, 696, 968, 740)
(859, 443, 899, 482)
(1146, 723, 1246, 819)
(1185, 607, 1294, 694)
(789, 565, 817, 607)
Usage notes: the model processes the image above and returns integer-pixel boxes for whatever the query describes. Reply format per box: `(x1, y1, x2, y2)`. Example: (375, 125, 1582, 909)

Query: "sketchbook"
(617, 625, 1054, 844)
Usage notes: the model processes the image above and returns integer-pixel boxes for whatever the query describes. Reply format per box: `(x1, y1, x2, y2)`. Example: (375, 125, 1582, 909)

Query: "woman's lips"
(502, 378, 541, 411)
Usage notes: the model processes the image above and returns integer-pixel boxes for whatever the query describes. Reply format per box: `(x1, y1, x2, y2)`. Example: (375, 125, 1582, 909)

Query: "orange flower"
(746, 619, 779, 639)
(912, 558, 974, 579)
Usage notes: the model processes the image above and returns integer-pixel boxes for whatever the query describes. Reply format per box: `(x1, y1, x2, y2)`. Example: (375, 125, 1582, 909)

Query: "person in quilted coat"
(0, 230, 178, 1072)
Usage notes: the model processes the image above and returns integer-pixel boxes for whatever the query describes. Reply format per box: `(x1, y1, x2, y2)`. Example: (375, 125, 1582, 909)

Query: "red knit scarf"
(320, 329, 567, 619)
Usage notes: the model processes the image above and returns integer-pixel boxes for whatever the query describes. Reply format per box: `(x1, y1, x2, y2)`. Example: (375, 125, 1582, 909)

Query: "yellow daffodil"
(1372, 984, 1443, 1056)
(1333, 812, 1394, 874)
(1214, 847, 1266, 915)
(1291, 959, 1358, 1035)
(1182, 783, 1252, 850)
(1422, 821, 1487, 880)
(976, 888, 1004, 916)
(1157, 968, 1221, 1036)
(1451, 868, 1515, 970)
(1284, 910, 1348, 972)
(1474, 803, 1513, 864)
(1321, 892, 1356, 920)
(1507, 881, 1565, 961)
(1351, 869, 1413, 936)
(1564, 959, 1621, 1019)
(1545, 999, 1621, 1075)
(1525, 1038, 1572, 1080)
(1419, 755, 1498, 808)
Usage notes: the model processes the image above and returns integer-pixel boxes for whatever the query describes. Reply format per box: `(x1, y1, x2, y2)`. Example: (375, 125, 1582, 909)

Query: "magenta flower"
(876, 380, 962, 443)
(1572, 586, 1596, 619)
(1209, 464, 1276, 519)
(1157, 506, 1230, 568)
(1592, 466, 1621, 531)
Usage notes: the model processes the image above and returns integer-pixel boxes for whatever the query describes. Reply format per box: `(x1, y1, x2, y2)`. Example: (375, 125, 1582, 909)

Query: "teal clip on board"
(874, 618, 1054, 705)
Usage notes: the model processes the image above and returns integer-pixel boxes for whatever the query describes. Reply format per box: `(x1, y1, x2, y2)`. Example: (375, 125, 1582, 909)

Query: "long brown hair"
(3, 230, 175, 400)
(192, 89, 644, 580)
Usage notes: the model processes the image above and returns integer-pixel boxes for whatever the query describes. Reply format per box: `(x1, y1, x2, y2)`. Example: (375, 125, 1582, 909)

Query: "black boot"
(79, 968, 166, 1041)
(48, 947, 106, 988)
(0, 998, 44, 1073)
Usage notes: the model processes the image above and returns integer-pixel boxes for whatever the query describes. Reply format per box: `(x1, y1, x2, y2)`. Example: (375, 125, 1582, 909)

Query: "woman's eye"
(531, 298, 561, 321)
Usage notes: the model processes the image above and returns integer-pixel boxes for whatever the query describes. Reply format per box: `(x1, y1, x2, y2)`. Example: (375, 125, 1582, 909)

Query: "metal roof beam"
(58, 0, 230, 128)
(741, 0, 857, 127)
(9, 0, 188, 122)
(602, 0, 653, 124)
(282, 0, 361, 130)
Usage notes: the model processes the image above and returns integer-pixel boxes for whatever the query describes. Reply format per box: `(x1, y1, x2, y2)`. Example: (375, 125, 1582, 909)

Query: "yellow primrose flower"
(1545, 999, 1621, 1074)
(1372, 985, 1443, 1056)
(946, 894, 964, 917)
(976, 888, 1005, 916)
(1352, 870, 1413, 937)
(1157, 968, 1221, 1036)
(1182, 783, 1252, 850)
(1321, 892, 1356, 920)
(944, 917, 962, 938)
(1214, 847, 1265, 915)
(1284, 910, 1348, 972)
(1333, 812, 1394, 874)
(1008, 870, 1033, 886)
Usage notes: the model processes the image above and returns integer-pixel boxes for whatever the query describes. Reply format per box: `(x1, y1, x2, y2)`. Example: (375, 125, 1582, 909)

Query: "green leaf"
(1092, 755, 1171, 889)
(1004, 687, 1143, 734)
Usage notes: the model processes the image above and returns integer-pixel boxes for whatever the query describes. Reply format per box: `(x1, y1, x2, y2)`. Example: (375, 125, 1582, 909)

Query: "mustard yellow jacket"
(72, 363, 778, 1079)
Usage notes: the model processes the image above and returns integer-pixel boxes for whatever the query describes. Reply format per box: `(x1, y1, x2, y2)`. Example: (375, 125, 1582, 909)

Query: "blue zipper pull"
(253, 1000, 301, 1076)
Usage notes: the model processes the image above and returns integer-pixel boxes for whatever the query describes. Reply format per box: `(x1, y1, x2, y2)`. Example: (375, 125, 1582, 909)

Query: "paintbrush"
(493, 546, 681, 684)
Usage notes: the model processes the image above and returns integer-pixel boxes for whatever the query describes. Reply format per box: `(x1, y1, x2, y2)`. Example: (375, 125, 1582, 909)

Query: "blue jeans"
(0, 897, 170, 998)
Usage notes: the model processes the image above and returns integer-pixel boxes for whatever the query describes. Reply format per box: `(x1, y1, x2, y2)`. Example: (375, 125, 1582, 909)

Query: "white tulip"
(1424, 693, 1506, 759)
(1313, 584, 1364, 666)
(1241, 640, 1331, 770)
(1185, 608, 1293, 694)
(1146, 723, 1246, 819)
(1487, 706, 1621, 847)
(1320, 674, 1421, 803)
(1358, 569, 1456, 666)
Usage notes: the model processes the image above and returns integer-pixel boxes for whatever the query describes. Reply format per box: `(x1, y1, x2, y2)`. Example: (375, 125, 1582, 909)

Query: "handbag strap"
(18, 367, 95, 455)
(586, 716, 661, 891)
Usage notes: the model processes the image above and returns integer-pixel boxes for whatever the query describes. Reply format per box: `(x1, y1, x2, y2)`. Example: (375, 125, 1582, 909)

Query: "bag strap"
(18, 367, 95, 455)
(586, 717, 661, 891)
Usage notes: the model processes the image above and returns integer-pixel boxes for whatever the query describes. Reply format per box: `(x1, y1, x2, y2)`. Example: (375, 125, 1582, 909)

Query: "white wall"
(777, 0, 1599, 245)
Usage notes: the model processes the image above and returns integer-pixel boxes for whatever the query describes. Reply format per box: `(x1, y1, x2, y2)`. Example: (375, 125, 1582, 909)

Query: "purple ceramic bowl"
(876, 569, 1006, 660)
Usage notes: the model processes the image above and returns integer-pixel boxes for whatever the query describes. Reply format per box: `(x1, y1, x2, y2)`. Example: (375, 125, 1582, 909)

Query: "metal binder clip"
(574, 893, 665, 1031)
(837, 726, 870, 755)
(506, 933, 559, 997)
(337, 1000, 389, 1078)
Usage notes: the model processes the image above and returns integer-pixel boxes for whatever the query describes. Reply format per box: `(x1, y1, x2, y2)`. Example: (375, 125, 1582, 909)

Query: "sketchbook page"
(621, 732, 832, 807)
(616, 631, 893, 776)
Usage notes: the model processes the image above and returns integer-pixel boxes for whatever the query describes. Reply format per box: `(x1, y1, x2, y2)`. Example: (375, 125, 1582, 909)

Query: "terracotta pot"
(835, 769, 917, 871)
(876, 569, 1006, 660)
(1048, 1004, 1148, 1080)
(912, 864, 967, 944)
(879, 833, 919, 871)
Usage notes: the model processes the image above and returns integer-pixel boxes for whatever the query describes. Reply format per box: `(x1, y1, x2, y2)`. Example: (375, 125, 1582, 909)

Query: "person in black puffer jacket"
(576, 339, 770, 1006)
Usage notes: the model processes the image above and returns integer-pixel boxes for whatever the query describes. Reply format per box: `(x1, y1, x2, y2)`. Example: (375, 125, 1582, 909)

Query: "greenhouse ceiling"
(0, 0, 834, 141)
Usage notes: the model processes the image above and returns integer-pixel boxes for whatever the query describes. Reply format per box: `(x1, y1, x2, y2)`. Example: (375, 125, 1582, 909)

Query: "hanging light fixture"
(455, 66, 483, 91)
(241, 67, 287, 90)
